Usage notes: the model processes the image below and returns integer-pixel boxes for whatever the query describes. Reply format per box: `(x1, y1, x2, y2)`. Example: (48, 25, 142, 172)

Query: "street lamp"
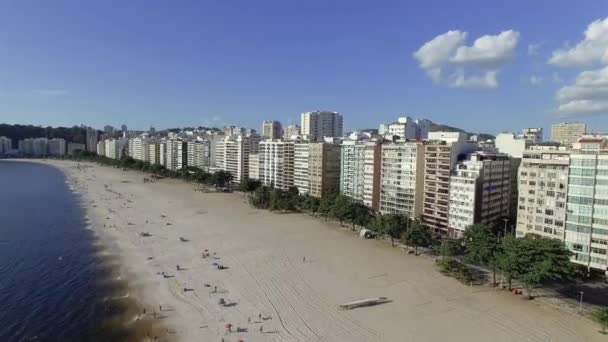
(502, 218, 508, 238)
(579, 291, 584, 312)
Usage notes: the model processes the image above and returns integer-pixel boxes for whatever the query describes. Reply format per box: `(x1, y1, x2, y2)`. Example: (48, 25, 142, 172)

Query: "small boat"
(339, 297, 392, 310)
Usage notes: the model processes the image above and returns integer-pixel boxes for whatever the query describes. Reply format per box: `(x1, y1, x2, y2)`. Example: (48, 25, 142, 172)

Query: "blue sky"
(0, 0, 607, 135)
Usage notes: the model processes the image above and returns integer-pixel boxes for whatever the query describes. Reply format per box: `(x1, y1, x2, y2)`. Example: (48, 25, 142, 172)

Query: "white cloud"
(529, 76, 543, 86)
(449, 70, 498, 89)
(31, 89, 68, 96)
(413, 29, 519, 88)
(413, 30, 467, 82)
(555, 66, 608, 116)
(450, 30, 520, 69)
(549, 17, 608, 67)
(528, 43, 542, 56)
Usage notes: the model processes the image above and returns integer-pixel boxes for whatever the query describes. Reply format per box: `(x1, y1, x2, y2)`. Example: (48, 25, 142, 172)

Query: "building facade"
(259, 140, 294, 190)
(379, 142, 425, 218)
(67, 142, 86, 155)
(129, 136, 150, 162)
(294, 143, 310, 193)
(422, 132, 476, 235)
(519, 128, 543, 143)
(448, 151, 511, 237)
(85, 127, 99, 153)
(340, 140, 381, 210)
(262, 120, 283, 140)
(283, 125, 300, 140)
(248, 153, 260, 180)
(301, 111, 343, 142)
(0, 136, 11, 155)
(308, 143, 341, 197)
(47, 138, 66, 156)
(551, 122, 587, 145)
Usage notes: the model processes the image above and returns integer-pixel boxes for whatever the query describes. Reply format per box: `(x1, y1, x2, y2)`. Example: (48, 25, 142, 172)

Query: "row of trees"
(463, 224, 573, 299)
(69, 152, 233, 188)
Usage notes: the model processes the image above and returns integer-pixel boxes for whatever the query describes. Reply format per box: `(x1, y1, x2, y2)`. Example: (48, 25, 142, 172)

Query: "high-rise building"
(96, 140, 106, 157)
(340, 140, 382, 210)
(551, 122, 587, 145)
(515, 149, 570, 240)
(148, 142, 161, 165)
(248, 154, 260, 180)
(422, 132, 476, 235)
(104, 125, 115, 136)
(104, 138, 128, 159)
(165, 139, 187, 171)
(262, 120, 283, 140)
(19, 138, 49, 157)
(259, 140, 294, 190)
(294, 143, 341, 197)
(301, 111, 343, 142)
(379, 117, 432, 141)
(187, 140, 210, 170)
(379, 142, 425, 218)
(0, 136, 11, 155)
(47, 138, 66, 156)
(564, 153, 608, 274)
(518, 128, 543, 143)
(448, 151, 511, 237)
(216, 135, 252, 183)
(283, 125, 300, 140)
(129, 136, 150, 162)
(223, 126, 244, 136)
(85, 127, 99, 153)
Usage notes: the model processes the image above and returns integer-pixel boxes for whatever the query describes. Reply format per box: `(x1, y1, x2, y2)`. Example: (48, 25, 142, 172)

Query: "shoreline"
(10, 158, 607, 342)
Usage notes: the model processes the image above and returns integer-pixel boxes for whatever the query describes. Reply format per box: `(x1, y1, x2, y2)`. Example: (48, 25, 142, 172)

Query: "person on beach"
(248, 317, 251, 324)
(303, 256, 306, 262)
(159, 304, 162, 311)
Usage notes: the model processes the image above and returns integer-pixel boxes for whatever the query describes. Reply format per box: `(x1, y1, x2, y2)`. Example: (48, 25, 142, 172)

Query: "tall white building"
(340, 140, 382, 210)
(85, 127, 99, 153)
(129, 136, 150, 162)
(301, 111, 343, 142)
(262, 120, 283, 140)
(259, 140, 294, 190)
(0, 136, 12, 155)
(379, 142, 425, 218)
(214, 135, 252, 183)
(96, 140, 106, 157)
(47, 138, 66, 156)
(448, 151, 511, 237)
(380, 117, 432, 141)
(187, 140, 210, 170)
(248, 153, 260, 180)
(283, 125, 300, 140)
(495, 133, 528, 159)
(165, 139, 187, 171)
(148, 142, 161, 165)
(294, 143, 311, 193)
(19, 138, 48, 156)
(104, 138, 128, 160)
(422, 132, 477, 235)
(293, 143, 341, 197)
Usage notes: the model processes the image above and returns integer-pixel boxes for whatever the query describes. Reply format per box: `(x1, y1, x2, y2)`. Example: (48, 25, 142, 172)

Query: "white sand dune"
(42, 160, 604, 341)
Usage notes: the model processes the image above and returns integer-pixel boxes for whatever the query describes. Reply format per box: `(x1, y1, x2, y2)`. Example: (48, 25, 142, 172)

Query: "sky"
(0, 0, 607, 135)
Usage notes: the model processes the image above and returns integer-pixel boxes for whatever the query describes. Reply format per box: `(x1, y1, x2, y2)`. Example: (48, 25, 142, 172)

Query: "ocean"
(0, 161, 147, 341)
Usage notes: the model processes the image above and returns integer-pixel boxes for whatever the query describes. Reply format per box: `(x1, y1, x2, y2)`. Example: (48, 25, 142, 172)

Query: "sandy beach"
(38, 159, 605, 342)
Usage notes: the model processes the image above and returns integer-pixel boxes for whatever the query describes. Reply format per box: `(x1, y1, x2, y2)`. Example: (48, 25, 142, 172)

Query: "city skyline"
(0, 1, 607, 134)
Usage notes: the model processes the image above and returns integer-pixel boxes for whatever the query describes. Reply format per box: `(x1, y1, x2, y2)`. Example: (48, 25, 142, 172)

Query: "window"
(572, 243, 584, 252)
(545, 209, 554, 216)
(546, 190, 555, 197)
(544, 218, 553, 225)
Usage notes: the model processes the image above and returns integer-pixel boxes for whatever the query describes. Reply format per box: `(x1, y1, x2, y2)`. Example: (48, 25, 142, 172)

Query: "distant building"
(215, 135, 254, 183)
(262, 120, 283, 140)
(379, 117, 431, 141)
(379, 142, 425, 218)
(104, 125, 115, 136)
(448, 151, 512, 237)
(0, 136, 12, 155)
(67, 142, 86, 155)
(165, 139, 187, 171)
(518, 128, 543, 143)
(551, 122, 587, 145)
(186, 140, 210, 170)
(572, 135, 608, 152)
(223, 126, 244, 136)
(104, 138, 128, 159)
(129, 136, 150, 162)
(148, 142, 161, 165)
(259, 140, 294, 190)
(301, 111, 343, 142)
(283, 125, 300, 140)
(422, 132, 477, 235)
(85, 127, 99, 153)
(48, 138, 66, 156)
(294, 143, 311, 193)
(495, 133, 528, 159)
(19, 138, 48, 157)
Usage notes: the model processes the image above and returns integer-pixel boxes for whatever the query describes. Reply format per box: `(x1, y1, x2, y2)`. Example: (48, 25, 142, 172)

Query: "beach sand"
(43, 159, 604, 342)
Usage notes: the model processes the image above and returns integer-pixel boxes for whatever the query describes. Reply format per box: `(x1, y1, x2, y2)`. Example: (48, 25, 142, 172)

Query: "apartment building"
(148, 142, 161, 165)
(422, 132, 476, 235)
(0, 136, 11, 155)
(294, 143, 311, 193)
(248, 153, 260, 180)
(262, 120, 283, 139)
(301, 111, 343, 142)
(187, 140, 210, 170)
(215, 135, 252, 183)
(283, 125, 300, 140)
(18, 138, 48, 156)
(165, 139, 187, 171)
(47, 138, 66, 156)
(551, 122, 587, 145)
(565, 153, 608, 273)
(515, 149, 570, 240)
(340, 140, 382, 209)
(379, 142, 425, 218)
(448, 151, 511, 237)
(308, 143, 341, 197)
(379, 117, 432, 140)
(85, 127, 99, 153)
(129, 136, 150, 162)
(519, 128, 543, 143)
(259, 140, 294, 190)
(96, 140, 105, 156)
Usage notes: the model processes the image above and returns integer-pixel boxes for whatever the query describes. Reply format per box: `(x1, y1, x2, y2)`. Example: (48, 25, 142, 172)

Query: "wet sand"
(43, 159, 605, 342)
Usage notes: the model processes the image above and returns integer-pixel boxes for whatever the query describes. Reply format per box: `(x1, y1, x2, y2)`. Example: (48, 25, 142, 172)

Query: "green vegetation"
(0, 123, 92, 147)
(591, 307, 608, 334)
(464, 224, 501, 286)
(436, 257, 477, 284)
(402, 219, 433, 253)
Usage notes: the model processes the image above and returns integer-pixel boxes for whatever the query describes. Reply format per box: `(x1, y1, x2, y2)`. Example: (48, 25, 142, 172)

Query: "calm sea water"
(0, 161, 147, 341)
